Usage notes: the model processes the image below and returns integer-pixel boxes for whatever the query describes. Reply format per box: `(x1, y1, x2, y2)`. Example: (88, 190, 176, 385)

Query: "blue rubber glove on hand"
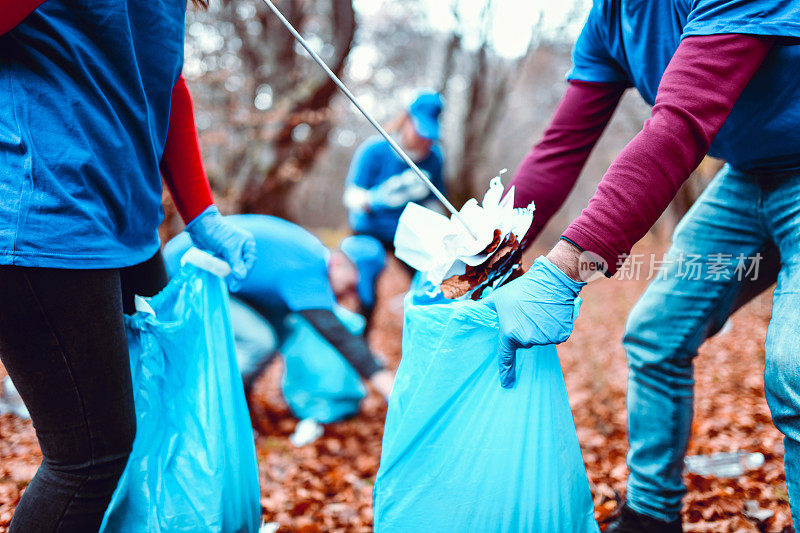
(486, 256, 585, 388)
(185, 205, 257, 291)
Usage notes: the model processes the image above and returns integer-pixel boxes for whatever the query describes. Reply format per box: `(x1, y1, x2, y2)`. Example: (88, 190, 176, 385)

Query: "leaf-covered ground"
(0, 248, 792, 531)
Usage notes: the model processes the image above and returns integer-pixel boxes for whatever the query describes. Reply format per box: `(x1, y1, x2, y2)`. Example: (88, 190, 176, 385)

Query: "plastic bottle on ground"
(684, 451, 765, 477)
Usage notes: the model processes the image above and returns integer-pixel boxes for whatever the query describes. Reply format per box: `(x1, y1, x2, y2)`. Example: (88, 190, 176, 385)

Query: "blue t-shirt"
(569, 0, 800, 173)
(0, 1, 185, 268)
(163, 215, 336, 317)
(346, 137, 445, 246)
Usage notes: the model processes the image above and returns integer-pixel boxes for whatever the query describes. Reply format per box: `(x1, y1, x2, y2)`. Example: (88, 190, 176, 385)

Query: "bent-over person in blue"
(164, 215, 395, 401)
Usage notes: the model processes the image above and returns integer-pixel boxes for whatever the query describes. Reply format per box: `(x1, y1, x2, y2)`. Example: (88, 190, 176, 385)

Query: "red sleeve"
(160, 76, 214, 224)
(0, 0, 46, 36)
(562, 33, 774, 275)
(510, 80, 626, 244)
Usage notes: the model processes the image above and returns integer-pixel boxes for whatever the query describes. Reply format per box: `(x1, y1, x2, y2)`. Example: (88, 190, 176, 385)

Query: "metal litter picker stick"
(260, 0, 478, 241)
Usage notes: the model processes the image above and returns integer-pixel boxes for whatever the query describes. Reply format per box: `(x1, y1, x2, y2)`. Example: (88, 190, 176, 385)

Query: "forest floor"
(0, 245, 792, 532)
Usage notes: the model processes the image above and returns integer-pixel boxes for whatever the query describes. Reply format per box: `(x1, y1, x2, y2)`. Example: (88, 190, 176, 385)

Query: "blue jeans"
(229, 298, 279, 391)
(624, 164, 800, 523)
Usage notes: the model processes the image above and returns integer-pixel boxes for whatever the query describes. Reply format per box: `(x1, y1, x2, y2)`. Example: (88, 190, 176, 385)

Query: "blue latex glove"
(185, 205, 257, 291)
(369, 168, 430, 209)
(485, 256, 585, 388)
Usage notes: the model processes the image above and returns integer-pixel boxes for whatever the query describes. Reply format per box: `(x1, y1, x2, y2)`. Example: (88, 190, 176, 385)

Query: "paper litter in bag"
(393, 170, 535, 300)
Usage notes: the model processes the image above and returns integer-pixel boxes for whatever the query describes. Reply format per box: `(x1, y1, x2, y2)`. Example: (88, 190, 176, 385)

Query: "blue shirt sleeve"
(346, 138, 383, 189)
(567, 1, 630, 83)
(683, 0, 800, 40)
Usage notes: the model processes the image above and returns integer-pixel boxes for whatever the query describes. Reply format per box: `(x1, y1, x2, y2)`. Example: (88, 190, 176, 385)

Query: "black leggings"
(0, 253, 167, 532)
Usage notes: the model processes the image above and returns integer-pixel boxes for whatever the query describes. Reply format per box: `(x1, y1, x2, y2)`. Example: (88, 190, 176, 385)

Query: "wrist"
(545, 239, 584, 283)
(181, 197, 214, 224)
(186, 204, 219, 233)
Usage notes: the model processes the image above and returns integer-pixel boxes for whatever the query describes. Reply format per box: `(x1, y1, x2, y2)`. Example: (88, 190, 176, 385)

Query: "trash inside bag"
(101, 252, 261, 533)
(373, 296, 599, 533)
(281, 305, 367, 424)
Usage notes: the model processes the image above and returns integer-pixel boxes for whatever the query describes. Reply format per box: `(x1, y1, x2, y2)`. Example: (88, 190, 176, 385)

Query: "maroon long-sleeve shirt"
(511, 34, 774, 275)
(0, 0, 46, 36)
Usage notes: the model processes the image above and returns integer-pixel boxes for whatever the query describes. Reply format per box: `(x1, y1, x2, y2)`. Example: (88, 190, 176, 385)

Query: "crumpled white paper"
(289, 417, 324, 447)
(394, 170, 535, 286)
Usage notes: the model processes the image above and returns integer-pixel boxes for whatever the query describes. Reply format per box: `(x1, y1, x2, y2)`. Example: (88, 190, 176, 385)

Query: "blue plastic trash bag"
(101, 251, 261, 533)
(281, 305, 367, 423)
(373, 296, 599, 532)
(407, 271, 449, 306)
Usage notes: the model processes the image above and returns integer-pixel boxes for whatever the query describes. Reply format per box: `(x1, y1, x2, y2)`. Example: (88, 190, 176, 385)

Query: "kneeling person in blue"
(163, 215, 394, 402)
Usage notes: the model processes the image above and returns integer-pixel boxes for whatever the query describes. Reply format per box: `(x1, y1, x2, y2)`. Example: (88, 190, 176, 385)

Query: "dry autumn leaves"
(440, 228, 527, 300)
(0, 249, 792, 532)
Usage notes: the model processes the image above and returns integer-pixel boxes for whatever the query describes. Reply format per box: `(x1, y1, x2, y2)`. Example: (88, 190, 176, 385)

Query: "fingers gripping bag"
(101, 249, 261, 533)
(281, 305, 367, 423)
(373, 295, 599, 532)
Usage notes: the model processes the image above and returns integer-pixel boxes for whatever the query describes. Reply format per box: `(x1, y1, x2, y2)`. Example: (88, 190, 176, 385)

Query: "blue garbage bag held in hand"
(100, 250, 261, 533)
(281, 305, 367, 423)
(373, 295, 598, 532)
(486, 255, 584, 388)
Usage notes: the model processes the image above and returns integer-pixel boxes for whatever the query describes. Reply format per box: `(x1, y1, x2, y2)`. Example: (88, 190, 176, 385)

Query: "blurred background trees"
(174, 0, 712, 247)
(182, 0, 357, 219)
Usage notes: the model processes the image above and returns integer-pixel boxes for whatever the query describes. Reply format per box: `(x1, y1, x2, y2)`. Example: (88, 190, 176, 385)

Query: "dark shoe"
(605, 504, 682, 533)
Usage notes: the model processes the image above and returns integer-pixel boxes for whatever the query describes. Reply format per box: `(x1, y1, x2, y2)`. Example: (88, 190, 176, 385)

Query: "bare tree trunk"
(438, 33, 461, 96)
(236, 0, 356, 217)
(211, 0, 355, 218)
(447, 1, 533, 207)
(449, 42, 489, 207)
(438, 0, 461, 95)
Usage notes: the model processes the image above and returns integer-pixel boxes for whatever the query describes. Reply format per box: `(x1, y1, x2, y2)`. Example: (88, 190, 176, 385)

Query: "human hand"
(185, 205, 256, 291)
(485, 255, 584, 388)
(370, 169, 430, 208)
(343, 186, 372, 213)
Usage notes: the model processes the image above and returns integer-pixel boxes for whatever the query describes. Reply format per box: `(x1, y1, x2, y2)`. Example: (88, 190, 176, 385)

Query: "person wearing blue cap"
(343, 91, 446, 249)
(163, 215, 395, 400)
